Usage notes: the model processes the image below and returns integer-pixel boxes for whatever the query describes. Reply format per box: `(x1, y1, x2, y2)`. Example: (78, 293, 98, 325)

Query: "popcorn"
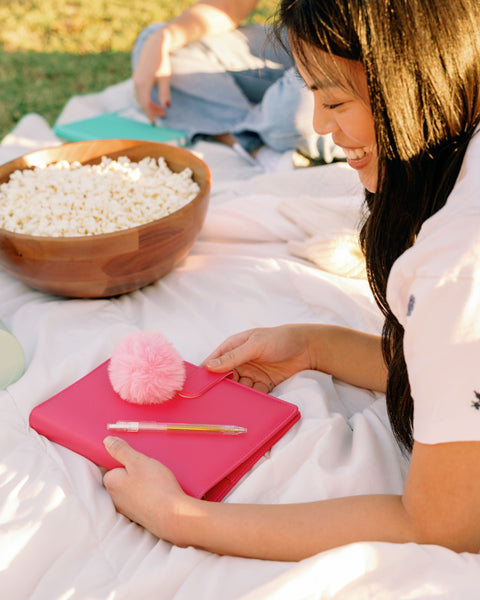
(0, 156, 200, 237)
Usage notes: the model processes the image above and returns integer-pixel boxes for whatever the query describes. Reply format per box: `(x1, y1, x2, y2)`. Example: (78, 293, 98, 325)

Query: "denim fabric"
(132, 22, 344, 160)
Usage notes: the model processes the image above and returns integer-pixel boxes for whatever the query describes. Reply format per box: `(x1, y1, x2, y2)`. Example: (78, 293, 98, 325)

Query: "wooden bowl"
(0, 139, 211, 298)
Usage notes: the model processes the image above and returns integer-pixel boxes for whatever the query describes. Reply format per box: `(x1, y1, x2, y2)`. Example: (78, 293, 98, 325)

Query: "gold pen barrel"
(163, 423, 247, 434)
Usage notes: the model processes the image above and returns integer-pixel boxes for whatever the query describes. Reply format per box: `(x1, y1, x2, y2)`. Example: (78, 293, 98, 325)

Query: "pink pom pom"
(108, 331, 186, 404)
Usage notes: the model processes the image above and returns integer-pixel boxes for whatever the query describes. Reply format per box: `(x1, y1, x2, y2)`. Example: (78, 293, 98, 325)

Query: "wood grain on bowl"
(0, 139, 211, 298)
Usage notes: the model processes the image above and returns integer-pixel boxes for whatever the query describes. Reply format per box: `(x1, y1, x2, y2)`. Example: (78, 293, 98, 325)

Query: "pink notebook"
(29, 361, 300, 501)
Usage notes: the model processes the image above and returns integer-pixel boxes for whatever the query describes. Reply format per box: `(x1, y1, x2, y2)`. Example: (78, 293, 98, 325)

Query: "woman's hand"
(132, 27, 173, 123)
(103, 436, 193, 544)
(204, 325, 316, 393)
(205, 324, 388, 394)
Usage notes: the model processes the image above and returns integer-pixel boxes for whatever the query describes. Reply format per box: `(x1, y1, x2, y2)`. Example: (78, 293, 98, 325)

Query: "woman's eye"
(323, 102, 343, 110)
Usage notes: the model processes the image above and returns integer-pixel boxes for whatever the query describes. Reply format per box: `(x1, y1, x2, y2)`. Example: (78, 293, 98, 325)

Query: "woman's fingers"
(204, 331, 255, 370)
(252, 380, 271, 394)
(103, 436, 140, 468)
(238, 376, 254, 387)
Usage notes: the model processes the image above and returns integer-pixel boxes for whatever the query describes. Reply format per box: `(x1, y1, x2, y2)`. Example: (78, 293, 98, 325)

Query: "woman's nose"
(312, 101, 338, 136)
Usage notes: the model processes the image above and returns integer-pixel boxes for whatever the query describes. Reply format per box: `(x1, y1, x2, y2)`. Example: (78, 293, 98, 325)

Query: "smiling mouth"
(343, 147, 368, 160)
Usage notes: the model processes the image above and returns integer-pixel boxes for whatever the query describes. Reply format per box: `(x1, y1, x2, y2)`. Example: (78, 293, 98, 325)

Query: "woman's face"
(296, 51, 378, 192)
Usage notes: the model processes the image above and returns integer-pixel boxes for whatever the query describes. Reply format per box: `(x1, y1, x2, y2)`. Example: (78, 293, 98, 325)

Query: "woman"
(103, 0, 480, 560)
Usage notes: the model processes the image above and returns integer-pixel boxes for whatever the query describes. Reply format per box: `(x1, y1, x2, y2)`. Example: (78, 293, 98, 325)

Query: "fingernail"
(103, 436, 116, 449)
(206, 358, 220, 367)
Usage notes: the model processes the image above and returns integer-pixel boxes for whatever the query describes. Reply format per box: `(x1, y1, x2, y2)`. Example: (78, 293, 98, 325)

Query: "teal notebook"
(54, 113, 187, 146)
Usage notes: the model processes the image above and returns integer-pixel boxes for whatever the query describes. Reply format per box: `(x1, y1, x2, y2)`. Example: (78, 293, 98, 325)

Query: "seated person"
(131, 0, 344, 165)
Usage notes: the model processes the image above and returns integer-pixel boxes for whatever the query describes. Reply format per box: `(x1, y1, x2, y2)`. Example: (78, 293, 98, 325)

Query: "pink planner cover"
(29, 361, 301, 501)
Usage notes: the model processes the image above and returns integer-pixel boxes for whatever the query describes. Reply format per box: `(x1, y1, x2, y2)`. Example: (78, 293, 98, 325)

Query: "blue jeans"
(132, 23, 342, 160)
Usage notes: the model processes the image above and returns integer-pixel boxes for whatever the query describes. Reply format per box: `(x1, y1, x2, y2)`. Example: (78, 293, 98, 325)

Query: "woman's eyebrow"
(310, 78, 339, 91)
(294, 67, 339, 92)
(304, 77, 339, 92)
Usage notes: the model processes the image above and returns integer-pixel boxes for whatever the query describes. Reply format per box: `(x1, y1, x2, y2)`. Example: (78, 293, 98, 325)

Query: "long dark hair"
(275, 0, 480, 451)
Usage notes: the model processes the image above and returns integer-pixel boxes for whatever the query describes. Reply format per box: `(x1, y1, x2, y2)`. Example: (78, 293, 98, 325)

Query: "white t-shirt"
(387, 129, 480, 444)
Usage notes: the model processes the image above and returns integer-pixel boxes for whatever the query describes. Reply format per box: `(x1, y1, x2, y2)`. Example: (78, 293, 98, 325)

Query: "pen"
(107, 421, 247, 435)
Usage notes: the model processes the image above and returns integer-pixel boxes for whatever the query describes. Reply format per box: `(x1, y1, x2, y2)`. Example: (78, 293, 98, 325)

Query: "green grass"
(0, 0, 277, 141)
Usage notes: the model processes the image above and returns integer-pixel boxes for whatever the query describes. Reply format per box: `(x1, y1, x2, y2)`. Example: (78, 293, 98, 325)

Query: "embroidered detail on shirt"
(406, 294, 415, 316)
(471, 391, 480, 410)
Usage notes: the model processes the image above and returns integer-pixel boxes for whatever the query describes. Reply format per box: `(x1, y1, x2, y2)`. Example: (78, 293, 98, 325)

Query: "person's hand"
(204, 325, 315, 393)
(132, 27, 174, 123)
(103, 436, 193, 543)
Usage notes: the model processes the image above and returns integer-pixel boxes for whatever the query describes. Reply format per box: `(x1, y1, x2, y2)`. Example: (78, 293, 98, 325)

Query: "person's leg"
(231, 66, 315, 154)
(203, 25, 294, 104)
(201, 26, 344, 161)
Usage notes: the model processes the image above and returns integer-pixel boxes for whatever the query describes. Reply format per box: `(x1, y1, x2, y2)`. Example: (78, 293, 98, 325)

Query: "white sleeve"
(403, 271, 480, 444)
(386, 127, 480, 444)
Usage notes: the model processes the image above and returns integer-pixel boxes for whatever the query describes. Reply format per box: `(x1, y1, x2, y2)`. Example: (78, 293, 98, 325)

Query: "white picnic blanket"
(1, 80, 479, 600)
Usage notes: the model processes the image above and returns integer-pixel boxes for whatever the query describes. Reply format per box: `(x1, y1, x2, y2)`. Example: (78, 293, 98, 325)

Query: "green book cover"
(54, 113, 187, 146)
